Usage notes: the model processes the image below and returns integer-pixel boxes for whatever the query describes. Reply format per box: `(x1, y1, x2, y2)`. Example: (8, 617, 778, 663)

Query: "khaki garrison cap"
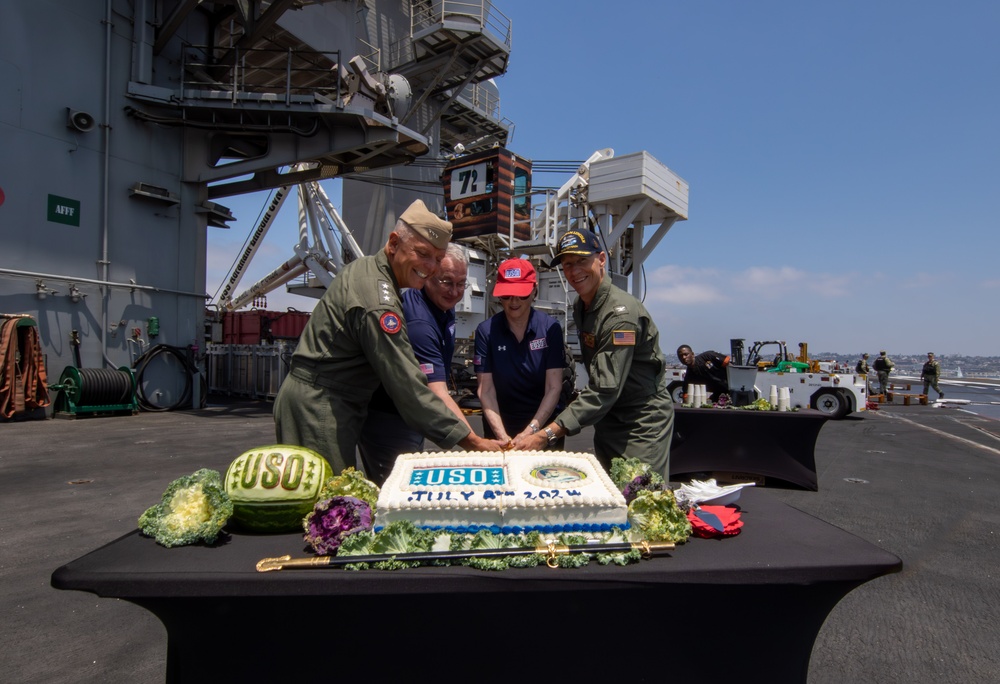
(399, 199, 453, 250)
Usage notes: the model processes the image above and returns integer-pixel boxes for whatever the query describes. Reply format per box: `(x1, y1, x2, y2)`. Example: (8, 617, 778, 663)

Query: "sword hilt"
(256, 555, 333, 572)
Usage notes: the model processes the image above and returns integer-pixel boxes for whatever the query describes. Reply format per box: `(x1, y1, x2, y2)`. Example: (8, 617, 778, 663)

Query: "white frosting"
(503, 451, 628, 530)
(375, 451, 503, 529)
(375, 451, 628, 532)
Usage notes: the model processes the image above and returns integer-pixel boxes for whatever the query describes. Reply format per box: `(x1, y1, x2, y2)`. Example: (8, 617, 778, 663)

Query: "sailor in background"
(676, 345, 730, 402)
(856, 352, 870, 376)
(357, 243, 475, 485)
(873, 350, 895, 397)
(274, 200, 501, 475)
(512, 229, 673, 478)
(856, 352, 875, 394)
(921, 352, 944, 399)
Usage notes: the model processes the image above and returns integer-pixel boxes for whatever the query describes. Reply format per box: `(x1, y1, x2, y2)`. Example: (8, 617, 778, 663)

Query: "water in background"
(886, 376, 1000, 422)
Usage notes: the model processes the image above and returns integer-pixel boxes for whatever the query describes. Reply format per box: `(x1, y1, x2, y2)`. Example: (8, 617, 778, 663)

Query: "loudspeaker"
(66, 108, 96, 133)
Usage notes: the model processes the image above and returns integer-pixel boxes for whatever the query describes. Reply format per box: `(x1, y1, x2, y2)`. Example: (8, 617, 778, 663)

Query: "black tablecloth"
(670, 407, 830, 490)
(52, 489, 899, 683)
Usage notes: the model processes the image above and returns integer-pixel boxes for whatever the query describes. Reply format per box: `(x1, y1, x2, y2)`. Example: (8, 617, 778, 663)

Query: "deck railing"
(411, 1, 512, 47)
(178, 45, 346, 106)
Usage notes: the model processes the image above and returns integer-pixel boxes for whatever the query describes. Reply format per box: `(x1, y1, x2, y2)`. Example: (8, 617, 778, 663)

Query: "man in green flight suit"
(921, 352, 944, 399)
(512, 229, 673, 478)
(274, 199, 501, 475)
(856, 352, 875, 394)
(855, 353, 870, 377)
(873, 350, 894, 397)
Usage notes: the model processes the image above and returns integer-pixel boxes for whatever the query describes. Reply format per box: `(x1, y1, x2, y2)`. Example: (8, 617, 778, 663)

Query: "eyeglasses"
(436, 279, 467, 291)
(498, 294, 530, 301)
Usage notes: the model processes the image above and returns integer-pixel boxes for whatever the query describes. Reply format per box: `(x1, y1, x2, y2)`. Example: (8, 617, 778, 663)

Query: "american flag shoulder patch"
(419, 362, 434, 375)
(612, 330, 636, 346)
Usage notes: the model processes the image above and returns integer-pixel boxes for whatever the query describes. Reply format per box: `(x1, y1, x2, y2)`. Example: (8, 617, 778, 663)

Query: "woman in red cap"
(474, 258, 567, 448)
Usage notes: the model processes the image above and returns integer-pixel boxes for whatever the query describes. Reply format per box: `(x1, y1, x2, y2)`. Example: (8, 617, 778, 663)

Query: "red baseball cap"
(493, 258, 537, 297)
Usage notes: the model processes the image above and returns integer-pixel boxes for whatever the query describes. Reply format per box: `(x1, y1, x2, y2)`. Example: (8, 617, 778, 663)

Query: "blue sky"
(208, 0, 999, 357)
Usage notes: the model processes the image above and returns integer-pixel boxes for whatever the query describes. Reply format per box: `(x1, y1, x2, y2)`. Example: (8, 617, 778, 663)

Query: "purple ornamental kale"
(621, 474, 662, 504)
(303, 495, 373, 555)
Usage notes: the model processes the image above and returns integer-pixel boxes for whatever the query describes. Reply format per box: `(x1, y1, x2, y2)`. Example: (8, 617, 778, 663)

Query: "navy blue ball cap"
(550, 229, 603, 266)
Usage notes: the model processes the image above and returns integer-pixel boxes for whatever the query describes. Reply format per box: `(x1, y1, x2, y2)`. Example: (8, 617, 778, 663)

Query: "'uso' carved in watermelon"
(225, 445, 333, 532)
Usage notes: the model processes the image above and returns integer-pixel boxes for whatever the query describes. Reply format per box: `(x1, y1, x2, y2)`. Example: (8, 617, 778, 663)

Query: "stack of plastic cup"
(769, 385, 779, 408)
(778, 387, 790, 411)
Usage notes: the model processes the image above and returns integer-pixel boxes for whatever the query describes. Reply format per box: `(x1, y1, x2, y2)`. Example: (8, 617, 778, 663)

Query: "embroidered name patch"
(613, 330, 636, 346)
(529, 338, 548, 351)
(379, 312, 402, 334)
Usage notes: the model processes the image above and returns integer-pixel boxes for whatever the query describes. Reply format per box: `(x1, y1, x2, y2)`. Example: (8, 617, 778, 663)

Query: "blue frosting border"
(374, 521, 631, 535)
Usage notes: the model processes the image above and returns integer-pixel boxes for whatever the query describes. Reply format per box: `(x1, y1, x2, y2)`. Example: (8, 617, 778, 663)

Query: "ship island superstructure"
(1, 1, 688, 416)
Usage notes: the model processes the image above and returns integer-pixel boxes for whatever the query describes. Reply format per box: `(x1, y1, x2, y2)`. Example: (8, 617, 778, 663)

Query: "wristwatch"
(529, 422, 540, 434)
(543, 427, 558, 446)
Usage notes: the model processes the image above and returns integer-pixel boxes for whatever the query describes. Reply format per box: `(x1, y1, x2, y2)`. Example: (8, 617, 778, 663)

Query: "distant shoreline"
(891, 375, 1000, 386)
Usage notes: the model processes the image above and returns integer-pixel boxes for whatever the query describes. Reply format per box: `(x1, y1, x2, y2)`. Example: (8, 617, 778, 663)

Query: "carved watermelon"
(225, 445, 333, 533)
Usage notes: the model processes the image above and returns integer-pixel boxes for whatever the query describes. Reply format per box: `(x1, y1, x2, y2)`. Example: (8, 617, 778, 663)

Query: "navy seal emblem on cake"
(529, 465, 587, 484)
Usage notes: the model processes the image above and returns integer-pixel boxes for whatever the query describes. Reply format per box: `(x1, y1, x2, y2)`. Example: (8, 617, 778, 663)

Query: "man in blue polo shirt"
(358, 243, 476, 484)
(474, 258, 566, 449)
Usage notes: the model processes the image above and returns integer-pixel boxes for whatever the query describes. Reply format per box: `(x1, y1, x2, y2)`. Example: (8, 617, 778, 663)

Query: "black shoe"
(939, 393, 944, 399)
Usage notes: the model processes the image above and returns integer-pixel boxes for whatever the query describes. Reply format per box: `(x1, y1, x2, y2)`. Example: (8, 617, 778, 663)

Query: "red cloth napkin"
(687, 505, 743, 538)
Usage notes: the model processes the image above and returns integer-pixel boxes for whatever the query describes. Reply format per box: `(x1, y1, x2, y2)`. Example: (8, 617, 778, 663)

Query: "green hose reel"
(52, 366, 138, 417)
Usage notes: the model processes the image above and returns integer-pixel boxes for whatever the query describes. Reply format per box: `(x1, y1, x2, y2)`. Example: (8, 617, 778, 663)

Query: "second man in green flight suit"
(513, 229, 673, 478)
